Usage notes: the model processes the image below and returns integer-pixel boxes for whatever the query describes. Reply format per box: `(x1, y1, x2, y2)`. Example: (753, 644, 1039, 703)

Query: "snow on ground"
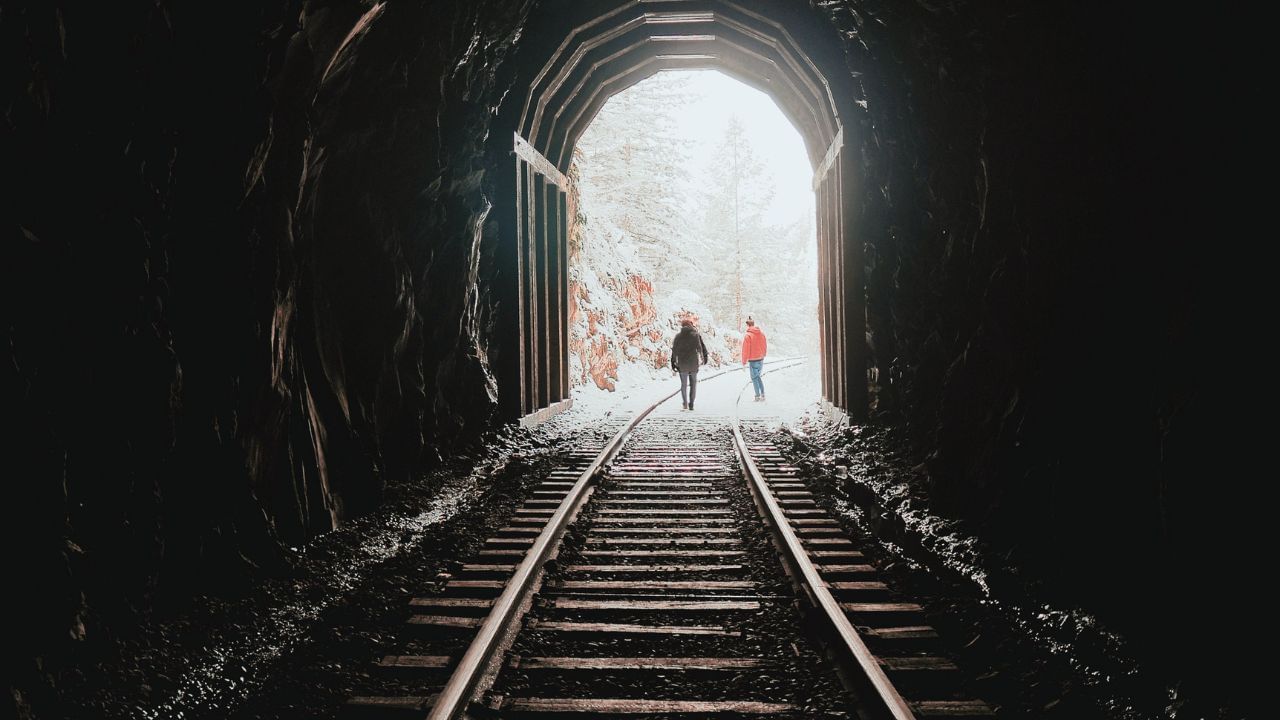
(563, 357, 821, 428)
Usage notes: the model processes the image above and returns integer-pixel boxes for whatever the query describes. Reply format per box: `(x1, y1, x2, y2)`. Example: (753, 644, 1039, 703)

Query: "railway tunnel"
(2, 1, 1246, 718)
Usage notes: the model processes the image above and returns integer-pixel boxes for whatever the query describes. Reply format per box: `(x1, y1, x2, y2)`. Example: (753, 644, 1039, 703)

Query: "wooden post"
(518, 161, 533, 416)
(545, 182, 562, 405)
(841, 144, 868, 420)
(534, 173, 549, 410)
(830, 179, 840, 407)
(559, 189, 570, 400)
(512, 133, 574, 421)
(814, 175, 830, 403)
(832, 151, 847, 411)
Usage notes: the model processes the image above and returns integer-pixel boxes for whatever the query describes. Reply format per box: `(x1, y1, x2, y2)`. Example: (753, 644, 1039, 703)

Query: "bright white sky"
(661, 70, 815, 226)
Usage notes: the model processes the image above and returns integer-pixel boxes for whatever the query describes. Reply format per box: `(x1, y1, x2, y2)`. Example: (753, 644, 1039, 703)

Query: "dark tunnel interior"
(1, 0, 1252, 717)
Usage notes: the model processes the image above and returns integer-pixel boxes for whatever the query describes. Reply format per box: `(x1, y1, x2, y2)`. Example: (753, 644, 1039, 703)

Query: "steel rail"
(426, 357, 790, 719)
(730, 360, 917, 720)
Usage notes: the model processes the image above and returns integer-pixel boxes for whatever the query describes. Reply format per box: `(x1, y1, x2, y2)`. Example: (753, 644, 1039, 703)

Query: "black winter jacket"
(671, 326, 709, 372)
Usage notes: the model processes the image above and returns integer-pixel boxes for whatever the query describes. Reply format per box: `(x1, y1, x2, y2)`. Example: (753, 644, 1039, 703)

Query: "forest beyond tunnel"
(567, 70, 820, 401)
(1, 1, 1246, 718)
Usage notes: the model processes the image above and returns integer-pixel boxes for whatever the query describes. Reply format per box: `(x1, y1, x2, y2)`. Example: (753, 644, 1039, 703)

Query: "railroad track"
(347, 363, 994, 719)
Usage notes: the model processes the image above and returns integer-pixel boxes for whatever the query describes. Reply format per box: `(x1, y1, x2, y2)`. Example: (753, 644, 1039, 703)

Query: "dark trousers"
(679, 370, 699, 407)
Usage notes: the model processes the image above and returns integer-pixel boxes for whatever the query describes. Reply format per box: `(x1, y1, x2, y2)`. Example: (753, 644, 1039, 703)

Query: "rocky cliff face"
(3, 0, 1224, 710)
(3, 0, 533, 687)
(565, 167, 733, 392)
(568, 270, 735, 391)
(568, 273, 658, 391)
(810, 0, 1226, 698)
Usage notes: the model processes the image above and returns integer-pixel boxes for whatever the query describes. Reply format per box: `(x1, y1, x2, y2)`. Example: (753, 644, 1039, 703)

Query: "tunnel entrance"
(498, 1, 865, 424)
(566, 69, 820, 408)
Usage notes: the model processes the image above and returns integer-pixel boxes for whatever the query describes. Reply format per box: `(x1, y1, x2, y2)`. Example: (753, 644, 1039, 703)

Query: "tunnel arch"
(494, 0, 867, 424)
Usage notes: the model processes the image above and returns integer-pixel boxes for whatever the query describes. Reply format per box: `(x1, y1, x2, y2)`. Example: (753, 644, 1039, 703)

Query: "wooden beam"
(526, 620, 740, 636)
(535, 175, 550, 410)
(841, 143, 869, 419)
(511, 657, 771, 671)
(550, 34, 830, 168)
(409, 597, 494, 609)
(524, 165, 540, 414)
(578, 550, 746, 557)
(514, 132, 568, 188)
(832, 146, 847, 409)
(813, 125, 844, 188)
(407, 615, 482, 629)
(545, 183, 561, 404)
(820, 175, 836, 403)
(815, 175, 829, 402)
(558, 190, 569, 399)
(552, 580, 752, 590)
(503, 698, 795, 714)
(523, 2, 843, 161)
(518, 397, 573, 428)
(547, 599, 760, 612)
(564, 564, 744, 572)
(346, 696, 434, 711)
(378, 655, 452, 669)
(519, 160, 535, 412)
(910, 700, 995, 716)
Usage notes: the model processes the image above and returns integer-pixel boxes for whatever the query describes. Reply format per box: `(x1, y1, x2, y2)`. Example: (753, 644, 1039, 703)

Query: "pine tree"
(688, 116, 819, 356)
(697, 115, 773, 331)
(576, 72, 697, 280)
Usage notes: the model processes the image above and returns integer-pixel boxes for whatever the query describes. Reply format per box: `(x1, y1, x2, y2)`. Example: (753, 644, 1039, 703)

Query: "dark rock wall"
(3, 0, 530, 693)
(822, 0, 1229, 701)
(5, 0, 195, 675)
(834, 0, 1166, 594)
(3, 0, 1228, 709)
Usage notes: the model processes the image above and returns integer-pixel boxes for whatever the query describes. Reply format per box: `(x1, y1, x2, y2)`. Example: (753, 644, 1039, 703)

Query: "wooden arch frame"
(498, 0, 866, 423)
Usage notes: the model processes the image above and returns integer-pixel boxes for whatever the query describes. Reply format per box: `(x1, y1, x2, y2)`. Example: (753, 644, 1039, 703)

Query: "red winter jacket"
(741, 326, 767, 362)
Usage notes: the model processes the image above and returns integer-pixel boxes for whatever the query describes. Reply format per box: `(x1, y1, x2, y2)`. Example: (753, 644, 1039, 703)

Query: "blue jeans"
(748, 359, 764, 397)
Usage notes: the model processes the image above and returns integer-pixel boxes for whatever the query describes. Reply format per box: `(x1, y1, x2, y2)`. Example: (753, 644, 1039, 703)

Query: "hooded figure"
(741, 319, 767, 363)
(671, 319, 709, 410)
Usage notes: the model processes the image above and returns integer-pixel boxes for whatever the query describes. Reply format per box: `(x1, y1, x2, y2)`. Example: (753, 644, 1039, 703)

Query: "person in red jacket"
(741, 316, 768, 401)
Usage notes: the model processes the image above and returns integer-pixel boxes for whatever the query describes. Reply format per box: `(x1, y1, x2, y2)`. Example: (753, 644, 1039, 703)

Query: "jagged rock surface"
(3, 0, 1223, 713)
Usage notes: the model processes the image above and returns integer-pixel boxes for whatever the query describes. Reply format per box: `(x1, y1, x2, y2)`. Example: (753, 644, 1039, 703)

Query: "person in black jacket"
(671, 318, 710, 411)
